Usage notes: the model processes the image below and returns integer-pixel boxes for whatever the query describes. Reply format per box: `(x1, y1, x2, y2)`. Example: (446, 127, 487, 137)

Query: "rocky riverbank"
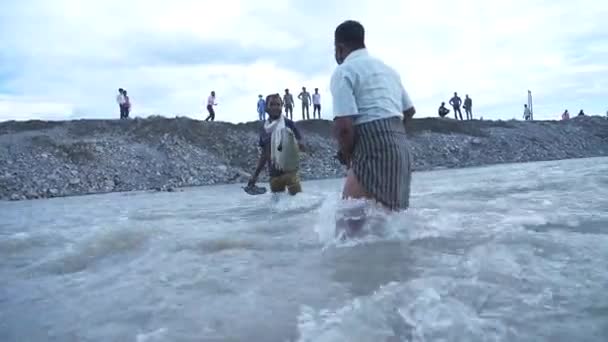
(1, 115, 607, 201)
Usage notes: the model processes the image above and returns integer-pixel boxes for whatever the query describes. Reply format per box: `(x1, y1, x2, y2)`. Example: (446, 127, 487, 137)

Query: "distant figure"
(463, 94, 473, 120)
(123, 90, 131, 118)
(257, 95, 266, 121)
(438, 102, 450, 118)
(449, 92, 463, 120)
(248, 93, 305, 195)
(205, 91, 217, 121)
(523, 104, 531, 120)
(116, 88, 127, 119)
(298, 87, 311, 120)
(312, 88, 321, 119)
(283, 89, 294, 120)
(562, 110, 570, 120)
(578, 109, 585, 117)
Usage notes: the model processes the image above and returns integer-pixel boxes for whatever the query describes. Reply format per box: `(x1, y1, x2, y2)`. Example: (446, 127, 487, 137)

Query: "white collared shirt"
(312, 93, 321, 105)
(330, 48, 413, 125)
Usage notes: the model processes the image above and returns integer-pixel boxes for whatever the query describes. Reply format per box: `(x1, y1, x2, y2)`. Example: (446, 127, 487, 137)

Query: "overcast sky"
(1, 0, 607, 123)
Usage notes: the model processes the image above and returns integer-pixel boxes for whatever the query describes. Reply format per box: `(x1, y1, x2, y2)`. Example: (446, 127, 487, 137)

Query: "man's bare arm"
(404, 106, 416, 119)
(250, 145, 270, 184)
(333, 116, 356, 166)
(403, 106, 416, 131)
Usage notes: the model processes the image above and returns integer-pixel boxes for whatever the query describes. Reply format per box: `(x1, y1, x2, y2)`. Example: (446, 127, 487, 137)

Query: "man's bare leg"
(342, 168, 370, 199)
(336, 169, 374, 238)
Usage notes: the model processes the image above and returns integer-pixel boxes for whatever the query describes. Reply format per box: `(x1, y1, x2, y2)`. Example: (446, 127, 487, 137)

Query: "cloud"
(0, 0, 607, 123)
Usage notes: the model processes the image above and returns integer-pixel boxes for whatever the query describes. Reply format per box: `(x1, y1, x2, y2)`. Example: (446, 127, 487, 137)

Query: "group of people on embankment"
(438, 92, 474, 120)
(257, 87, 323, 122)
(115, 88, 131, 119)
(201, 87, 324, 123)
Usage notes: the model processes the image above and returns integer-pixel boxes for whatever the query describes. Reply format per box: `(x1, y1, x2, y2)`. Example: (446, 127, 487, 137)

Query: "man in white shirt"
(116, 88, 126, 119)
(523, 104, 531, 121)
(312, 88, 321, 119)
(205, 91, 217, 121)
(331, 20, 416, 231)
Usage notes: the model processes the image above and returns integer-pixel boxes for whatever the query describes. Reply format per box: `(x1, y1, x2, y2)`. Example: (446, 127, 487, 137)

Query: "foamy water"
(1, 157, 607, 342)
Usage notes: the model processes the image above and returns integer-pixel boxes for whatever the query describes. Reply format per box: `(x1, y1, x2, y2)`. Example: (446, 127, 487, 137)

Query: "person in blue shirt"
(257, 95, 266, 121)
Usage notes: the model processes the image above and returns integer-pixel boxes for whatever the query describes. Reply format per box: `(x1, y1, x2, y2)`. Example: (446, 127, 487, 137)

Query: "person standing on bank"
(283, 89, 294, 120)
(312, 88, 322, 119)
(205, 91, 217, 121)
(123, 90, 131, 118)
(331, 20, 416, 216)
(449, 92, 463, 120)
(257, 94, 266, 121)
(463, 94, 473, 120)
(298, 87, 311, 120)
(116, 88, 127, 119)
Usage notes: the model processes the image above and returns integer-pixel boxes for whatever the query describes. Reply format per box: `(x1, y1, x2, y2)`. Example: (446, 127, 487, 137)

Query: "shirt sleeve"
(286, 120, 302, 141)
(330, 67, 359, 118)
(258, 129, 269, 148)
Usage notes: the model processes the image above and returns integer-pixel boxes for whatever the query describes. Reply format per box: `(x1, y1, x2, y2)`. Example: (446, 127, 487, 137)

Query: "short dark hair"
(335, 20, 365, 49)
(266, 93, 282, 105)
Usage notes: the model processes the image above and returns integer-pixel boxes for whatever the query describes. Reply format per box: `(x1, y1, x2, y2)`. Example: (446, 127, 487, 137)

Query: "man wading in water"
(248, 94, 305, 195)
(331, 20, 415, 236)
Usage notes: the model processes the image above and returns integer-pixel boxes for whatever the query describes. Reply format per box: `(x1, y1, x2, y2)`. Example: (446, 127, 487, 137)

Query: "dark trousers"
(119, 105, 128, 119)
(302, 103, 310, 120)
(453, 106, 463, 120)
(205, 105, 215, 121)
(285, 104, 293, 120)
(313, 104, 321, 119)
(465, 108, 472, 120)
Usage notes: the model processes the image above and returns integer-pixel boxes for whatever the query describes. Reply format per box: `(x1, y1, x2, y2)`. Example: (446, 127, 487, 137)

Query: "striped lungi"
(352, 117, 413, 210)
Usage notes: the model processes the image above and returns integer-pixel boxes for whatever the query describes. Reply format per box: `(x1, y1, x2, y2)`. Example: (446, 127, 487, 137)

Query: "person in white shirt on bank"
(312, 88, 322, 119)
(116, 88, 127, 119)
(523, 104, 531, 121)
(205, 91, 217, 121)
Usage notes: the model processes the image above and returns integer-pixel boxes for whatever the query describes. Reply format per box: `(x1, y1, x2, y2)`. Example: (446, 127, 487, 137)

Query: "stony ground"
(1, 115, 607, 201)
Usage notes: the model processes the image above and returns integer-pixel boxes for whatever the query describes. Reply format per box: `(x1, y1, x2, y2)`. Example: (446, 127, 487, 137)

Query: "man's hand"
(335, 150, 351, 167)
(333, 116, 355, 160)
(402, 106, 416, 131)
(298, 143, 306, 152)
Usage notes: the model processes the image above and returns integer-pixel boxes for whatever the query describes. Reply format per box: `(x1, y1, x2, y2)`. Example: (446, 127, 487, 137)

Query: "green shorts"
(270, 172, 302, 195)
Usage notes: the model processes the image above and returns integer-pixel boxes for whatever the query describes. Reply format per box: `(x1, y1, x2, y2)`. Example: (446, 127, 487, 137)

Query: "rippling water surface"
(1, 157, 607, 342)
